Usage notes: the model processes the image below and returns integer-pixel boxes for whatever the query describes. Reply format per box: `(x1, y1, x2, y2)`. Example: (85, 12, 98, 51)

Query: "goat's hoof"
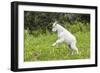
(51, 45, 54, 47)
(52, 44, 55, 47)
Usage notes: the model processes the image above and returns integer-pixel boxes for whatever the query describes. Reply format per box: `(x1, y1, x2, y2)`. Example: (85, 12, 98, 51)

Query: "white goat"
(52, 21, 79, 55)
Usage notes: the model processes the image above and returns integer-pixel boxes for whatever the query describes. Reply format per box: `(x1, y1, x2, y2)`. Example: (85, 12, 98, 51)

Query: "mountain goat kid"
(52, 21, 79, 55)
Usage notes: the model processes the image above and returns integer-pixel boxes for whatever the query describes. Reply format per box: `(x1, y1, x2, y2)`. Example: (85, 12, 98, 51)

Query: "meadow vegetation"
(24, 11, 90, 61)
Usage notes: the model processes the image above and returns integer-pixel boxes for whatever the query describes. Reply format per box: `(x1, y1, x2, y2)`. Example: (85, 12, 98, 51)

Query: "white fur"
(52, 21, 79, 54)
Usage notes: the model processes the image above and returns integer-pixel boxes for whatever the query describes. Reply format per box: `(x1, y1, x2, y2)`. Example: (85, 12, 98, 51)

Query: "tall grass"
(24, 29, 90, 61)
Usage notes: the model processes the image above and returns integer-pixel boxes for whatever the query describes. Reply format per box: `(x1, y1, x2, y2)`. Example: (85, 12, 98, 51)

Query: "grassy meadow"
(24, 29, 90, 61)
(24, 11, 90, 62)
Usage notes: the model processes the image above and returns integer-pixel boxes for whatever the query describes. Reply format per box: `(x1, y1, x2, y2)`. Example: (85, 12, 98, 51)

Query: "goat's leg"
(52, 39, 64, 47)
(70, 42, 79, 55)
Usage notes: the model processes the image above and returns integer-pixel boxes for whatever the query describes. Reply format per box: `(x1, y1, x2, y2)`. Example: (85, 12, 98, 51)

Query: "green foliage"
(64, 22, 90, 33)
(24, 11, 90, 35)
(24, 31, 90, 61)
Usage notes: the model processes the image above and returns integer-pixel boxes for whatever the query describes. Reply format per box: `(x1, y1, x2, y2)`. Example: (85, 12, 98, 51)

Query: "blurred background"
(24, 11, 90, 35)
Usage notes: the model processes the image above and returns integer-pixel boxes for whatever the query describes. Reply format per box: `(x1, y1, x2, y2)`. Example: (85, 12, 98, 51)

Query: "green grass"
(24, 31, 90, 62)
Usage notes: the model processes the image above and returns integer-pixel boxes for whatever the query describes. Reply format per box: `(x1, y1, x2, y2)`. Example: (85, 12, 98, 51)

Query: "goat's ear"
(54, 22, 57, 26)
(53, 21, 57, 26)
(54, 21, 58, 25)
(55, 21, 57, 24)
